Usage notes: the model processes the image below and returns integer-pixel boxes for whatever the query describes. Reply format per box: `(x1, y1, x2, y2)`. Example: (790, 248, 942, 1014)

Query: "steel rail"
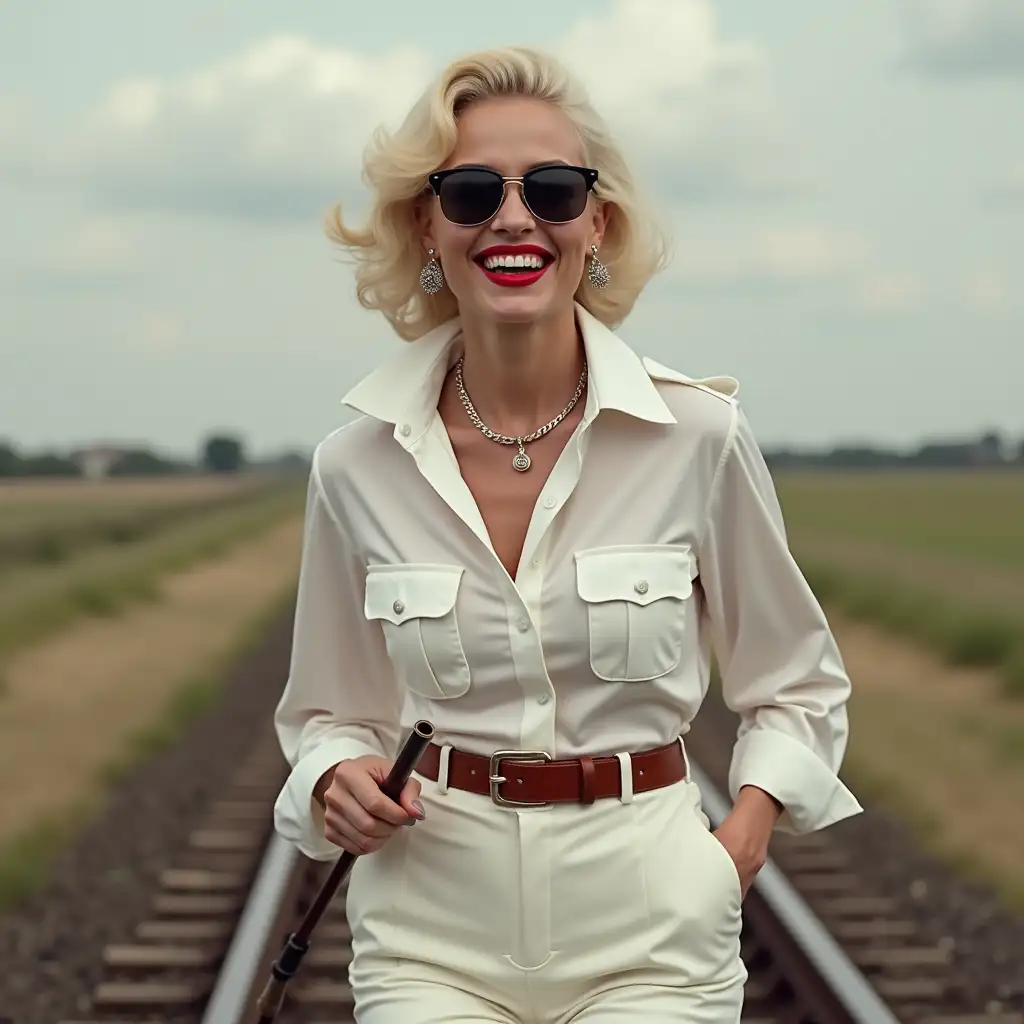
(690, 761, 902, 1024)
(199, 833, 302, 1024)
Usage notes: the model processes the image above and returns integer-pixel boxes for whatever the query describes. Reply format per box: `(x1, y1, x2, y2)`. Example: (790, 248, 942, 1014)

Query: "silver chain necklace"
(453, 356, 588, 472)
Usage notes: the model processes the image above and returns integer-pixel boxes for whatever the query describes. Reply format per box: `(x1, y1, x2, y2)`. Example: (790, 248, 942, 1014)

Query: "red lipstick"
(473, 244, 554, 289)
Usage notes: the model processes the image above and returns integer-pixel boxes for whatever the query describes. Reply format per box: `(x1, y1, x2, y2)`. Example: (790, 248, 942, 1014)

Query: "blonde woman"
(273, 45, 861, 1023)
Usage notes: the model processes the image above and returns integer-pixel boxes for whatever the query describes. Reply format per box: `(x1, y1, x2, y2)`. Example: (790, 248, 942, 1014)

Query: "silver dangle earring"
(587, 244, 610, 290)
(419, 247, 444, 295)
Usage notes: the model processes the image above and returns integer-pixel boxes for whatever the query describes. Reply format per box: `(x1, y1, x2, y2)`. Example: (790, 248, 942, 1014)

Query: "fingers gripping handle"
(254, 720, 435, 1022)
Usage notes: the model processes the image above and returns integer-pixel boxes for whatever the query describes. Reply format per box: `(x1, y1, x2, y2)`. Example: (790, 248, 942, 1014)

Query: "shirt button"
(516, 617, 530, 632)
(530, 559, 541, 569)
(537, 693, 550, 705)
(393, 599, 405, 614)
(633, 580, 649, 595)
(543, 497, 556, 509)
(399, 424, 411, 437)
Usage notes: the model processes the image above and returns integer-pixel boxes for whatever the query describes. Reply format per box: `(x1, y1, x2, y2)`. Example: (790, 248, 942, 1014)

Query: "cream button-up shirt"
(273, 302, 863, 861)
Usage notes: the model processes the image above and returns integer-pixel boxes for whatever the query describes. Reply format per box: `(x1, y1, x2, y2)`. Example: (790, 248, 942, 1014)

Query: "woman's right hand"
(315, 755, 426, 855)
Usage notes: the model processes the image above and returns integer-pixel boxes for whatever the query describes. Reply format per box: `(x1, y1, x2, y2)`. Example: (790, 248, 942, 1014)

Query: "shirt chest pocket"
(574, 545, 697, 683)
(364, 564, 471, 700)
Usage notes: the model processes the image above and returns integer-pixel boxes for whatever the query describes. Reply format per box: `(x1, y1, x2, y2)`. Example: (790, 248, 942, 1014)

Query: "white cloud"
(40, 35, 434, 219)
(139, 313, 185, 352)
(982, 162, 1024, 203)
(0, 0, 805, 221)
(964, 271, 1009, 311)
(857, 273, 926, 314)
(900, 0, 1024, 76)
(0, 97, 22, 145)
(43, 218, 141, 281)
(0, 96, 35, 176)
(667, 225, 931, 317)
(558, 0, 806, 199)
(671, 226, 868, 285)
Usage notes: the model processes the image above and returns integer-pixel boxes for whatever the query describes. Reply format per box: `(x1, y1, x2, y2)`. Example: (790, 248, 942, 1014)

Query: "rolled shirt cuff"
(273, 736, 383, 861)
(728, 728, 863, 834)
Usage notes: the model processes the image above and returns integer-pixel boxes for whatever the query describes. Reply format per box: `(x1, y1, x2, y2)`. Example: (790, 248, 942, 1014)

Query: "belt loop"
(615, 752, 634, 804)
(677, 736, 689, 780)
(437, 744, 453, 795)
(579, 756, 596, 805)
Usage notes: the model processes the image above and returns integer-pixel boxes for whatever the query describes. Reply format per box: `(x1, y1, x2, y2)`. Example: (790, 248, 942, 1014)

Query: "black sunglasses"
(426, 163, 599, 227)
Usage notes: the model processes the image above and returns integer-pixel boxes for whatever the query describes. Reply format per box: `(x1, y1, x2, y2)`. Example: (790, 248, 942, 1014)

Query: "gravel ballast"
(0, 603, 295, 1024)
(687, 684, 1024, 1017)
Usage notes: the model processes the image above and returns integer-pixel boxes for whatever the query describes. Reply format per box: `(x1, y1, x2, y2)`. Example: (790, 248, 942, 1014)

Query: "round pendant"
(512, 450, 531, 472)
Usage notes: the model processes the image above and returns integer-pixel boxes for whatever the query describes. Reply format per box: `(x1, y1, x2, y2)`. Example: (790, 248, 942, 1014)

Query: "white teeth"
(483, 253, 545, 270)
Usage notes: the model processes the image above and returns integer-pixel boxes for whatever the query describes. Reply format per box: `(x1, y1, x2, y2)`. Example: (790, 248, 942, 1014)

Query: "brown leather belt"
(415, 738, 686, 807)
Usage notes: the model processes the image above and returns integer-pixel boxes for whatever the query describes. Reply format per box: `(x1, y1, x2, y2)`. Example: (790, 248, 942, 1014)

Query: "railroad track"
(60, 732, 1023, 1024)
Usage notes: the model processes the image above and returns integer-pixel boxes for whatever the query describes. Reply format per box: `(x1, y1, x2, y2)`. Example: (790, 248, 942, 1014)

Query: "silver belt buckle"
(488, 750, 553, 808)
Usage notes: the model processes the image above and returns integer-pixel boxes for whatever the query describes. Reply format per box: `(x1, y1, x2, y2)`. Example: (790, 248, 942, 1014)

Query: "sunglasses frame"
(426, 163, 599, 227)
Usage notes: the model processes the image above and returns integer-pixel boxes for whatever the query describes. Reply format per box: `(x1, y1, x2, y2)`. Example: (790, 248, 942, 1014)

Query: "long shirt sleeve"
(697, 405, 863, 834)
(272, 448, 404, 860)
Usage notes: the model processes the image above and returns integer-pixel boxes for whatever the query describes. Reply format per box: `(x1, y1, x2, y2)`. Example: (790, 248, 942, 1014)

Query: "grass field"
(0, 474, 306, 664)
(775, 468, 1024, 907)
(0, 473, 285, 571)
(776, 470, 1024, 696)
(776, 469, 1024, 569)
(0, 475, 268, 503)
(0, 474, 307, 908)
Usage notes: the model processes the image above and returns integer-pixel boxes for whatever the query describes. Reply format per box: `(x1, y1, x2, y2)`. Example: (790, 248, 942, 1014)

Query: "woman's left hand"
(711, 785, 782, 899)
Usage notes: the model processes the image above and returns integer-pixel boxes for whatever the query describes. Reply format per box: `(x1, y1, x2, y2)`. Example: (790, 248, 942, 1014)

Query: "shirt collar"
(341, 301, 676, 445)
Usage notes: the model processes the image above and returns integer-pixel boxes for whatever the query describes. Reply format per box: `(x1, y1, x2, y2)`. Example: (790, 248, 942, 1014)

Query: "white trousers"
(345, 765, 747, 1023)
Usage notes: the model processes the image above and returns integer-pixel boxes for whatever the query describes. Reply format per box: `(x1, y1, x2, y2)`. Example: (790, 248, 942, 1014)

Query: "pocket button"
(393, 599, 405, 614)
(633, 579, 649, 595)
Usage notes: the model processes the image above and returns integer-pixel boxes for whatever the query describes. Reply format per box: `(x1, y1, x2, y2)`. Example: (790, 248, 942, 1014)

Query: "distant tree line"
(2, 428, 1020, 479)
(0, 433, 311, 479)
(765, 430, 1023, 470)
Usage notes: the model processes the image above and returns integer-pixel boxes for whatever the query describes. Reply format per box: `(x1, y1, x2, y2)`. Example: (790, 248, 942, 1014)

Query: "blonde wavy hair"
(325, 46, 670, 341)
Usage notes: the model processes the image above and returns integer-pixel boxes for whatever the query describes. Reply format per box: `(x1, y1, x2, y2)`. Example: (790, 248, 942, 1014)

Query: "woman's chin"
(468, 284, 566, 325)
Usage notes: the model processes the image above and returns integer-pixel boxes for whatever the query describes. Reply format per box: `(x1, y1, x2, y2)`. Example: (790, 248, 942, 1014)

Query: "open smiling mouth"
(473, 248, 554, 288)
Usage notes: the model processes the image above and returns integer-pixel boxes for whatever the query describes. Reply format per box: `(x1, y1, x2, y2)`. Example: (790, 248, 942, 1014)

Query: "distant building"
(71, 443, 139, 479)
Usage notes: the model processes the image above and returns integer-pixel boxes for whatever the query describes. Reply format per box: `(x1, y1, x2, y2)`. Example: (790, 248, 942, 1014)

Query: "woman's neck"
(455, 305, 586, 438)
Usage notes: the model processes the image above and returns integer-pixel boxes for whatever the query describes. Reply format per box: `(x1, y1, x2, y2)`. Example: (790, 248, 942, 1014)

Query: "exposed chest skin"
(437, 376, 586, 580)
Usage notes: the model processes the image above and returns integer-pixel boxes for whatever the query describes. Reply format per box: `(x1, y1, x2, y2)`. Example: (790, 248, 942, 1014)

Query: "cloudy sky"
(1, 0, 1022, 458)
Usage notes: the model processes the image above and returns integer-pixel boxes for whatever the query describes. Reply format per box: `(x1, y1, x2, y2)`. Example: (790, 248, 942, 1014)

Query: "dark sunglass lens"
(438, 169, 503, 225)
(524, 167, 589, 222)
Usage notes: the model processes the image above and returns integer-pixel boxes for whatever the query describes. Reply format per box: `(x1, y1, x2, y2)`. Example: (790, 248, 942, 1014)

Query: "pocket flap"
(575, 546, 695, 606)
(364, 564, 464, 624)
